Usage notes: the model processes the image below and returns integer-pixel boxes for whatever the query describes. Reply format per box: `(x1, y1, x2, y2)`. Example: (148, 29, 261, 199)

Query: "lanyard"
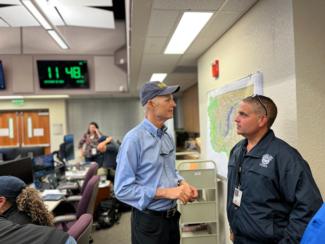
(234, 147, 247, 189)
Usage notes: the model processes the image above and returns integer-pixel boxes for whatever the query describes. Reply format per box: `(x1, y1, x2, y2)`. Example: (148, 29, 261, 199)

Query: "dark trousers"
(131, 208, 181, 244)
(234, 235, 279, 244)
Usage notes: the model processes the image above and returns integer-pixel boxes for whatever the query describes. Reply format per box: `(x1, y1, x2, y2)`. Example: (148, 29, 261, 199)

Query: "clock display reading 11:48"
(37, 60, 89, 89)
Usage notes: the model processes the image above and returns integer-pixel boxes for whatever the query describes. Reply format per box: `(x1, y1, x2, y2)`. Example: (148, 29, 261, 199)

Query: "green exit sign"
(12, 99, 24, 106)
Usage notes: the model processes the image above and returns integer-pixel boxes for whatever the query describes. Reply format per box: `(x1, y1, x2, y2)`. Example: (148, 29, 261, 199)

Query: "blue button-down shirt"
(114, 119, 183, 211)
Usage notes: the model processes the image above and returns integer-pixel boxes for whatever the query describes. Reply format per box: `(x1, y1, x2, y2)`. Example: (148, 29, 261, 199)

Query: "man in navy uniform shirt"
(227, 95, 322, 243)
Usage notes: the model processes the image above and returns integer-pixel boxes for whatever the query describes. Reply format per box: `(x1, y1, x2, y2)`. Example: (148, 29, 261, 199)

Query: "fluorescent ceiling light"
(150, 73, 167, 82)
(165, 12, 213, 54)
(48, 30, 69, 49)
(21, 0, 52, 30)
(21, 0, 69, 49)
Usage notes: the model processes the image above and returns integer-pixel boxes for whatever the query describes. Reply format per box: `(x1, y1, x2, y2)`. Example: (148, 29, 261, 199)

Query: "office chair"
(67, 213, 93, 244)
(58, 162, 98, 199)
(54, 175, 100, 231)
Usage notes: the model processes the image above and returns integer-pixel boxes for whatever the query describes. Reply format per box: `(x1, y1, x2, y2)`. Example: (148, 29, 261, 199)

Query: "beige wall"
(0, 99, 67, 152)
(293, 0, 325, 197)
(198, 0, 297, 243)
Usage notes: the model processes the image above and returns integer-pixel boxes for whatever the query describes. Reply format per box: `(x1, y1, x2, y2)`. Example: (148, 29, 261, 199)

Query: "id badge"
(91, 148, 97, 155)
(232, 187, 243, 207)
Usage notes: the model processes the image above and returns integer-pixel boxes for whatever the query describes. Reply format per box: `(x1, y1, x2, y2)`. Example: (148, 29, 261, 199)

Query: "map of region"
(208, 85, 253, 156)
(206, 71, 263, 177)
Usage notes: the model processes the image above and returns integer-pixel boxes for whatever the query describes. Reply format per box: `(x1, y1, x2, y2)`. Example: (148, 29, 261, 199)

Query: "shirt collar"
(142, 119, 168, 138)
(241, 130, 275, 158)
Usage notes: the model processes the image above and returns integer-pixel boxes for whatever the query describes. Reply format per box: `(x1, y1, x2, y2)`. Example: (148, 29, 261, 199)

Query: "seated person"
(0, 176, 53, 226)
(97, 135, 120, 182)
(0, 216, 76, 244)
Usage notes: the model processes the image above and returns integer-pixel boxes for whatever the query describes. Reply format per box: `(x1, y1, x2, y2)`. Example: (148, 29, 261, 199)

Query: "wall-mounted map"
(207, 72, 263, 178)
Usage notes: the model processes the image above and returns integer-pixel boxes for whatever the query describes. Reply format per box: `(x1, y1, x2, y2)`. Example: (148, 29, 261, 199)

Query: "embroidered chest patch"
(260, 154, 273, 168)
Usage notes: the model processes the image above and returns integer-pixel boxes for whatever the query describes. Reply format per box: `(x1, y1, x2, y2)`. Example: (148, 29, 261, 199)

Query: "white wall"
(198, 0, 296, 243)
(0, 99, 67, 152)
(293, 0, 325, 197)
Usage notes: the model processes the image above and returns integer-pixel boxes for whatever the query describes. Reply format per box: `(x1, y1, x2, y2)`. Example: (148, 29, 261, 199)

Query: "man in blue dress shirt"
(114, 81, 198, 244)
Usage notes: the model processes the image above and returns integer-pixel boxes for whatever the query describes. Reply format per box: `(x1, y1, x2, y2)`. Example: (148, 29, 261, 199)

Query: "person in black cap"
(0, 176, 53, 226)
(114, 81, 198, 244)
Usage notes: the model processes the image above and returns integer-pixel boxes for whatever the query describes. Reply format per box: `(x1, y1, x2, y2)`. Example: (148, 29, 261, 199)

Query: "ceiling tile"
(57, 5, 115, 28)
(147, 10, 180, 37)
(178, 54, 199, 66)
(0, 0, 20, 4)
(0, 6, 39, 27)
(183, 11, 243, 57)
(22, 23, 125, 54)
(141, 54, 180, 72)
(153, 0, 225, 11)
(54, 0, 112, 7)
(144, 37, 168, 54)
(221, 0, 258, 12)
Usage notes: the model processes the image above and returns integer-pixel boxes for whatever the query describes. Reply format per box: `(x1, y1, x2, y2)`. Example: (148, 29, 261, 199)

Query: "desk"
(44, 200, 62, 212)
(41, 189, 65, 212)
(64, 169, 88, 180)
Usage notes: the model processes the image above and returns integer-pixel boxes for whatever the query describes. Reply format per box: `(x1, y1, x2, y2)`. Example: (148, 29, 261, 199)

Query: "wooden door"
(0, 110, 51, 154)
(21, 111, 50, 148)
(0, 112, 20, 147)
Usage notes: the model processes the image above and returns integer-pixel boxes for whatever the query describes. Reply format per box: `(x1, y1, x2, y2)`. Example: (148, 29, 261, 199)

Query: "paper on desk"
(65, 171, 86, 178)
(42, 189, 65, 197)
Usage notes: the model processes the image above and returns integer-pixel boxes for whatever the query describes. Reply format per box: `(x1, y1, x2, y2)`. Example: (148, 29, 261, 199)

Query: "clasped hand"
(176, 181, 198, 204)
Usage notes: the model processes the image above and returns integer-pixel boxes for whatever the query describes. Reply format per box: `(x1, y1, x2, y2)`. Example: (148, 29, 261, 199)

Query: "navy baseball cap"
(0, 176, 26, 200)
(140, 81, 180, 106)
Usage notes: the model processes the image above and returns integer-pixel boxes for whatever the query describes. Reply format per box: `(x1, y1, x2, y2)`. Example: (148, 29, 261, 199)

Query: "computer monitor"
(33, 154, 55, 172)
(0, 147, 45, 161)
(32, 154, 56, 187)
(0, 157, 34, 184)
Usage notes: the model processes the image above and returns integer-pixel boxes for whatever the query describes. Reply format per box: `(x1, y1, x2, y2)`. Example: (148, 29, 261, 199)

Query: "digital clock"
(37, 60, 89, 89)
